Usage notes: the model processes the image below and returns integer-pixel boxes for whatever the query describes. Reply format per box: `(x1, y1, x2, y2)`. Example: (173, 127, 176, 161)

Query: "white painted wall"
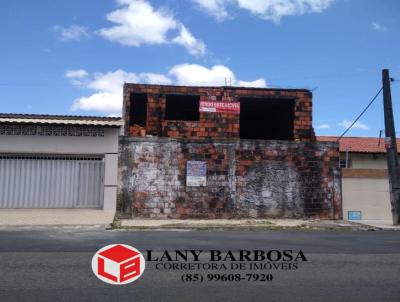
(340, 152, 392, 221)
(0, 128, 119, 154)
(341, 153, 387, 169)
(342, 177, 392, 220)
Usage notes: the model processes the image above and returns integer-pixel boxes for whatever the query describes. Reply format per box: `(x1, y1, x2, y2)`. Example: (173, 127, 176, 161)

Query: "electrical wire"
(337, 87, 383, 142)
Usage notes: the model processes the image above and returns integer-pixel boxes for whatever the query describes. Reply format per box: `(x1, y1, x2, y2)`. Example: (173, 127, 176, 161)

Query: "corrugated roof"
(317, 136, 400, 153)
(0, 113, 123, 127)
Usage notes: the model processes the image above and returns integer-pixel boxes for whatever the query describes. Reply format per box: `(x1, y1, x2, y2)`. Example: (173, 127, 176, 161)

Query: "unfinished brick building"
(119, 84, 342, 219)
(123, 84, 314, 141)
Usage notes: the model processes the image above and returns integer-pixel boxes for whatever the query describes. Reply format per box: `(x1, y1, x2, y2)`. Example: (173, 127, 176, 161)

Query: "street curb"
(113, 219, 379, 232)
(0, 224, 111, 231)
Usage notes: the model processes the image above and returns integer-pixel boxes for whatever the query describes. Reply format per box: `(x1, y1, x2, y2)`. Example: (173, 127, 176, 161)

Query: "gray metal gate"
(0, 155, 104, 208)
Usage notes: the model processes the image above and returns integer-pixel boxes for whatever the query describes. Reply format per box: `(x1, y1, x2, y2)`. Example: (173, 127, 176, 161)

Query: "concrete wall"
(339, 152, 393, 221)
(0, 128, 119, 154)
(0, 127, 120, 215)
(342, 177, 392, 220)
(118, 137, 341, 219)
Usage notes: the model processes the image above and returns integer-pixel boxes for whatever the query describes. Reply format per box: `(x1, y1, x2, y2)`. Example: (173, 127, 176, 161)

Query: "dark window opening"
(129, 93, 147, 127)
(239, 97, 295, 140)
(339, 159, 352, 168)
(165, 94, 199, 121)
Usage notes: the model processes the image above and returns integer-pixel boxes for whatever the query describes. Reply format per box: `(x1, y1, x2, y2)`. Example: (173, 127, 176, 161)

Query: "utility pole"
(382, 69, 400, 225)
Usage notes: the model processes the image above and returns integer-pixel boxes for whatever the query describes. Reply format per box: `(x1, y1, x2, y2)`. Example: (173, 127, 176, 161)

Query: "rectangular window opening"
(339, 159, 352, 168)
(165, 94, 200, 121)
(129, 93, 148, 127)
(239, 97, 295, 140)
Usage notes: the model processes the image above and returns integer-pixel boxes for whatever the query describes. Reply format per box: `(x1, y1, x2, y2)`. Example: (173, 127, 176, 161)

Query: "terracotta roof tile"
(317, 136, 400, 153)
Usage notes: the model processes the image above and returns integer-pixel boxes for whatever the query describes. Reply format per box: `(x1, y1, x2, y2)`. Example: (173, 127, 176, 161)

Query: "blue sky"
(0, 0, 399, 137)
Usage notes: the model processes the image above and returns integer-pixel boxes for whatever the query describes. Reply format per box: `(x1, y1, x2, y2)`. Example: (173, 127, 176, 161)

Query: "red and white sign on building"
(199, 100, 240, 114)
(91, 244, 145, 285)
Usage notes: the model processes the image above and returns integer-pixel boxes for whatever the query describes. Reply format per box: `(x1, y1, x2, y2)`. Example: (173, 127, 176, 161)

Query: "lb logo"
(91, 244, 145, 285)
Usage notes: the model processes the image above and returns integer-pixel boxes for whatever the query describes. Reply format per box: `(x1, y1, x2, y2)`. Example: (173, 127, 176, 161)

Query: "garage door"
(0, 155, 104, 208)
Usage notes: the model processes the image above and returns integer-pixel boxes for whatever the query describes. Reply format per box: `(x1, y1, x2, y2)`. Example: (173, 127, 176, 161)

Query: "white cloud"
(317, 124, 330, 129)
(237, 0, 333, 22)
(192, 0, 333, 22)
(172, 24, 206, 56)
(138, 73, 173, 85)
(98, 0, 176, 46)
(98, 0, 206, 55)
(169, 64, 234, 86)
(72, 91, 121, 112)
(65, 69, 89, 79)
(192, 0, 231, 21)
(169, 64, 267, 87)
(237, 78, 266, 87)
(372, 22, 388, 32)
(71, 69, 171, 113)
(339, 120, 369, 131)
(70, 64, 266, 114)
(53, 25, 90, 41)
(87, 70, 138, 94)
(65, 69, 89, 86)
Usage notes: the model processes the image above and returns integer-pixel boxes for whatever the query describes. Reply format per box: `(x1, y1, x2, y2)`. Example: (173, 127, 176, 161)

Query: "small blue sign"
(348, 211, 362, 220)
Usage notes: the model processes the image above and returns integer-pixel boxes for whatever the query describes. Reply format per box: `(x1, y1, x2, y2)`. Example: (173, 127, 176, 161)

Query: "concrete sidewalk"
(117, 218, 378, 231)
(0, 209, 115, 227)
(351, 220, 400, 230)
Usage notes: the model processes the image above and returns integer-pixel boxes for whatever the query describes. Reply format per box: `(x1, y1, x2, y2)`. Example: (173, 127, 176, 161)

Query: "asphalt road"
(0, 229, 399, 302)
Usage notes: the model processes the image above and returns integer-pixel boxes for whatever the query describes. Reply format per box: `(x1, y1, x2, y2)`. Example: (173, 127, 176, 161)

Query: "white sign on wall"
(186, 161, 207, 187)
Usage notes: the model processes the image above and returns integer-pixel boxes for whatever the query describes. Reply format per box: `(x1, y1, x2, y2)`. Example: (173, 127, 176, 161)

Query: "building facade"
(119, 84, 341, 219)
(318, 136, 400, 221)
(123, 84, 314, 141)
(0, 114, 122, 225)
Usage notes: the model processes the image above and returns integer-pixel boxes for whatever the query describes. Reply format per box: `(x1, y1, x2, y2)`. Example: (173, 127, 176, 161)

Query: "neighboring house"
(0, 114, 123, 225)
(318, 136, 400, 221)
(118, 84, 341, 219)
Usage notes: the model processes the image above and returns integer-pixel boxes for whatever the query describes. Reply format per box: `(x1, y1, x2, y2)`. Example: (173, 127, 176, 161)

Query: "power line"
(337, 87, 383, 142)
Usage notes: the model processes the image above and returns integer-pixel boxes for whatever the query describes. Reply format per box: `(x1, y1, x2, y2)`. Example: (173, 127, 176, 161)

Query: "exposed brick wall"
(118, 137, 341, 219)
(123, 84, 314, 141)
(161, 111, 239, 139)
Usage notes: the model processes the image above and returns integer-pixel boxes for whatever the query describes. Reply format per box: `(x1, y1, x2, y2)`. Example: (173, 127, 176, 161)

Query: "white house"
(0, 113, 123, 226)
(318, 136, 400, 221)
